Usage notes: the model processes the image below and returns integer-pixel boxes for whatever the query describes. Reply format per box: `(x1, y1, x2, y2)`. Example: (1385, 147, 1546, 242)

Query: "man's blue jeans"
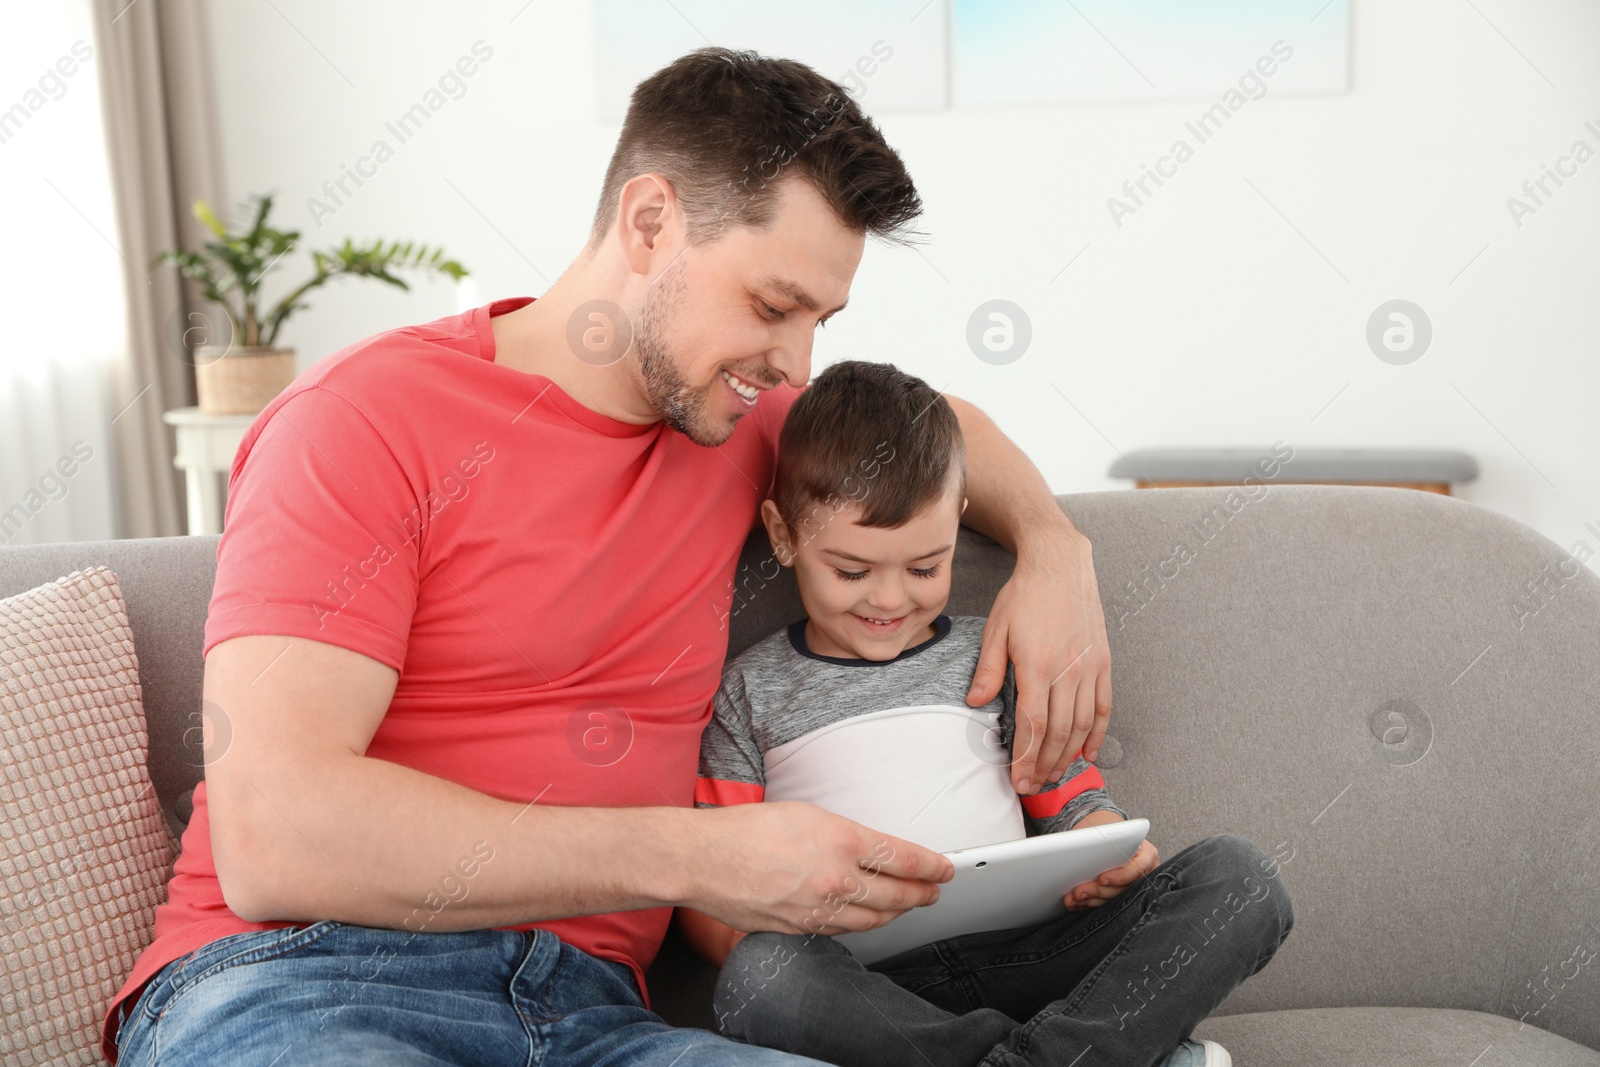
(713, 834, 1294, 1067)
(114, 921, 831, 1066)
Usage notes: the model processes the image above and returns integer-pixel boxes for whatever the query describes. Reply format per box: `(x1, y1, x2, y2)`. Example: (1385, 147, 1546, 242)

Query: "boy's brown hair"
(773, 360, 965, 539)
(591, 47, 923, 248)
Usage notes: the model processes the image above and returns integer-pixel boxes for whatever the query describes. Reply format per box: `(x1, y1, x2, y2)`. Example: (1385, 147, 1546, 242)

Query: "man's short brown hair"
(591, 48, 923, 248)
(773, 360, 965, 539)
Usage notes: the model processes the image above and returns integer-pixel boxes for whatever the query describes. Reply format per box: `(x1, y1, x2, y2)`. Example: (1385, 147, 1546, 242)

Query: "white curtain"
(0, 0, 121, 547)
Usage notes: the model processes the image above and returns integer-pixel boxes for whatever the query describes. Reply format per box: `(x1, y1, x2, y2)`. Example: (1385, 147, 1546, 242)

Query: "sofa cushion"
(0, 535, 219, 842)
(1195, 1007, 1600, 1066)
(0, 568, 174, 1067)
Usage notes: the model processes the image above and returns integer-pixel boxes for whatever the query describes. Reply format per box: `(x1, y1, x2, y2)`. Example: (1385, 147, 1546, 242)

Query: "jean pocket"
(140, 921, 342, 1022)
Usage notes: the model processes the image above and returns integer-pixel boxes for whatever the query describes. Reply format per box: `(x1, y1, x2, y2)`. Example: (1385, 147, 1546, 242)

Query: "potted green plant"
(152, 192, 468, 414)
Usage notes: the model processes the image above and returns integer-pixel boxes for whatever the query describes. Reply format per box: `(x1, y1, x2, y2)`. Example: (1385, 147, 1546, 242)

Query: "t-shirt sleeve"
(694, 666, 766, 808)
(203, 385, 421, 671)
(998, 662, 1128, 834)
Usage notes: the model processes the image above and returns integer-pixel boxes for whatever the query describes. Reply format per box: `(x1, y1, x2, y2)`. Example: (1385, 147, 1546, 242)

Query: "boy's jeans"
(114, 921, 831, 1067)
(714, 834, 1294, 1067)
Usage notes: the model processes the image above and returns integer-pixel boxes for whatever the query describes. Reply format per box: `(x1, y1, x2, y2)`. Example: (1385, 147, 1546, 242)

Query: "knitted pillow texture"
(0, 567, 172, 1065)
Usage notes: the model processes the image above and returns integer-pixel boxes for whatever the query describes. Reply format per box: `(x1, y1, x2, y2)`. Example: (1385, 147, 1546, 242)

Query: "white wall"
(200, 0, 1600, 569)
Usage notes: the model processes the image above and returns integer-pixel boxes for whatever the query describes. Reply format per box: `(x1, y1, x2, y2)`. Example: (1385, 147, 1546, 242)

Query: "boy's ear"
(961, 496, 968, 514)
(759, 499, 796, 567)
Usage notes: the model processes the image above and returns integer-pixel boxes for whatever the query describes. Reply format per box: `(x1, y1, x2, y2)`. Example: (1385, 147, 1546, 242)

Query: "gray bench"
(1109, 448, 1479, 495)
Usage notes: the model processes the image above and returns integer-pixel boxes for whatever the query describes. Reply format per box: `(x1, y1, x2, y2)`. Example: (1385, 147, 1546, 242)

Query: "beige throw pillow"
(0, 567, 173, 1066)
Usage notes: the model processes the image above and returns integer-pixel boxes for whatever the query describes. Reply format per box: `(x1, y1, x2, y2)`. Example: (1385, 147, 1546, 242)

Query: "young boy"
(679, 361, 1293, 1067)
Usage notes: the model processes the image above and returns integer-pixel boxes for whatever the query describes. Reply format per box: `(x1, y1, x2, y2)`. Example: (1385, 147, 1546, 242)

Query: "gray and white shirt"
(695, 615, 1126, 853)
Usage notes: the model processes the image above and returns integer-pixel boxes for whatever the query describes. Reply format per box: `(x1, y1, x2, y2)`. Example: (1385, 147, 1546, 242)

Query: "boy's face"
(760, 479, 967, 661)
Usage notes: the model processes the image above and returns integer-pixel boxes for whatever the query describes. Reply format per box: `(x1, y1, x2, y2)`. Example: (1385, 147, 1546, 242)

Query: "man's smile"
(720, 369, 769, 408)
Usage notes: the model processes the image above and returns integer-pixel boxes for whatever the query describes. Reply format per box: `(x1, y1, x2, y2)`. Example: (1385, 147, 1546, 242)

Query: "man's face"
(764, 480, 966, 662)
(632, 178, 864, 447)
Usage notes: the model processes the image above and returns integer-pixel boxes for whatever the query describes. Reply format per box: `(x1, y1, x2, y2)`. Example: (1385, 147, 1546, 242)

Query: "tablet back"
(836, 818, 1151, 965)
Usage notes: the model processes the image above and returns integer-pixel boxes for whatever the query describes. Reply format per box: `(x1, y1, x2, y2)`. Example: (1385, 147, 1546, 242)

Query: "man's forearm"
(203, 638, 954, 941)
(947, 394, 1082, 564)
(216, 752, 699, 930)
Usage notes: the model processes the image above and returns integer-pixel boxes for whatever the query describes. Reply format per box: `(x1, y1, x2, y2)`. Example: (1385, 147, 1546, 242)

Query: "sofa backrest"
(3, 486, 1597, 1045)
(1050, 485, 1597, 1047)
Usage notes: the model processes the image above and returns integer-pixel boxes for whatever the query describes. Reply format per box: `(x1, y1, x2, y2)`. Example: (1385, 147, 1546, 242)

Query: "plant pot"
(194, 346, 297, 415)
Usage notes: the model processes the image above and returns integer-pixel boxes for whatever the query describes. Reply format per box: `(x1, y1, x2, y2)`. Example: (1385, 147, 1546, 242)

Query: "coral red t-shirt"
(101, 297, 798, 1062)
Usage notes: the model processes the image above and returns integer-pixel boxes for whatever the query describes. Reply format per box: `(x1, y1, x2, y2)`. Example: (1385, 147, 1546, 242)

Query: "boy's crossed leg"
(715, 834, 1294, 1067)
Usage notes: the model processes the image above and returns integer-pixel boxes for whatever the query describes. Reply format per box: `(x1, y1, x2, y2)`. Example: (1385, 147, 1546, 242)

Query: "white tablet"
(834, 818, 1150, 966)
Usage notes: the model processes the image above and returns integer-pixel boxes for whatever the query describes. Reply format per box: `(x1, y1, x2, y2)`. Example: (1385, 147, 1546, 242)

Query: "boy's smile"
(761, 479, 967, 662)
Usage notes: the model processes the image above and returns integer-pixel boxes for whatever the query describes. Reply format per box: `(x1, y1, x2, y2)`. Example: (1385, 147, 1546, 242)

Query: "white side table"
(162, 407, 255, 535)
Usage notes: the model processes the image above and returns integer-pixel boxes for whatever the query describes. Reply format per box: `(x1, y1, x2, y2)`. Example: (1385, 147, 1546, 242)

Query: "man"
(105, 48, 1114, 1065)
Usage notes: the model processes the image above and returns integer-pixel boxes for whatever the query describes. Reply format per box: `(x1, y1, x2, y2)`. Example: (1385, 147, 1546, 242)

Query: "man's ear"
(760, 499, 796, 567)
(961, 496, 968, 514)
(615, 172, 680, 277)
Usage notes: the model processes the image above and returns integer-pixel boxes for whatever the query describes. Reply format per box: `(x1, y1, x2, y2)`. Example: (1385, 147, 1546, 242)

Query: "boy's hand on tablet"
(1064, 839, 1160, 910)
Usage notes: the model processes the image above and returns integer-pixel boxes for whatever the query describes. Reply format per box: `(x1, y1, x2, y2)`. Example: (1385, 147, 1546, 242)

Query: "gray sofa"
(4, 485, 1598, 1065)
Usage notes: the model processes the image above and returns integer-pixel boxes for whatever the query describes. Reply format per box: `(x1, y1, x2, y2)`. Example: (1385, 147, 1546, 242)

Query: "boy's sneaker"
(1159, 1039, 1232, 1066)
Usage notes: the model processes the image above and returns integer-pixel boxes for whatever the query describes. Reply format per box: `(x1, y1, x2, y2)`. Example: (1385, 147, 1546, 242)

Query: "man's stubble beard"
(632, 257, 737, 448)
